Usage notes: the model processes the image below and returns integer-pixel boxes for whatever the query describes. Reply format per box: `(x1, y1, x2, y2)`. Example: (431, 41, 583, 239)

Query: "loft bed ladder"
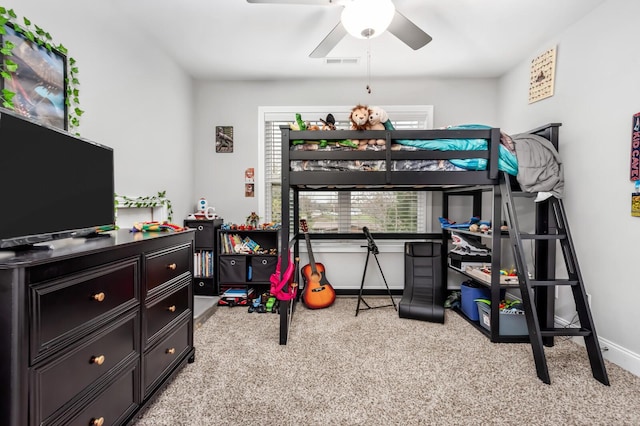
(501, 172, 609, 385)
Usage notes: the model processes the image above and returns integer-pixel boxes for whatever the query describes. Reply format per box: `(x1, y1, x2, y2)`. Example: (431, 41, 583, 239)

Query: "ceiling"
(110, 0, 604, 80)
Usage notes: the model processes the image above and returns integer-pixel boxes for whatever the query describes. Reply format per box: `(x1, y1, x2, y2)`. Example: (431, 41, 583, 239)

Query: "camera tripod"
(355, 227, 397, 316)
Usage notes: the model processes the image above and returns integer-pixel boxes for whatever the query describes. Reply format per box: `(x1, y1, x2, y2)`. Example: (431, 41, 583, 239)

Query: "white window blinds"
(261, 106, 433, 233)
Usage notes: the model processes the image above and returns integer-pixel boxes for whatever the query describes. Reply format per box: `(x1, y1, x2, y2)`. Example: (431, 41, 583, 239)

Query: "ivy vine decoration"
(0, 7, 83, 133)
(114, 191, 174, 223)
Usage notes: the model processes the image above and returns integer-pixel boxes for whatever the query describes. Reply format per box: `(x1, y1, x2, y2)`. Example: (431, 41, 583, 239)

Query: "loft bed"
(276, 122, 562, 345)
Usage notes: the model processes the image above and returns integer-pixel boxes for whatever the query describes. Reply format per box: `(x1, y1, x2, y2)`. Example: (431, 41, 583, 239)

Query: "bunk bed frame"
(277, 123, 562, 345)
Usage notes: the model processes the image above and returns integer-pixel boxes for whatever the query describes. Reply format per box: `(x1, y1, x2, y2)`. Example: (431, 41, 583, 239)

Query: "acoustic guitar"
(300, 219, 336, 309)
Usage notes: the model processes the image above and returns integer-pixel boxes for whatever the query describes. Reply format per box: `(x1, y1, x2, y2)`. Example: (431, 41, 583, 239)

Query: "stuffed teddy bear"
(350, 104, 369, 148)
(367, 106, 388, 146)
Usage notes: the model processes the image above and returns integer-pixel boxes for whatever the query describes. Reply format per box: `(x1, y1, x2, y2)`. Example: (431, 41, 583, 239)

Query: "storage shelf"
(460, 266, 520, 287)
(444, 227, 509, 239)
(185, 218, 224, 295)
(218, 229, 280, 296)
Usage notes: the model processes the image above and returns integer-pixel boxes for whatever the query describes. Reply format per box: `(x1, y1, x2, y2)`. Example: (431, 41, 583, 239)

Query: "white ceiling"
(111, 0, 604, 80)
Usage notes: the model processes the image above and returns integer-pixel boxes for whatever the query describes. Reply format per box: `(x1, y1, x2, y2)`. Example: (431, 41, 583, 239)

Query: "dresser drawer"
(31, 258, 139, 361)
(143, 319, 191, 396)
(54, 362, 139, 426)
(145, 279, 190, 345)
(145, 244, 191, 292)
(32, 311, 139, 423)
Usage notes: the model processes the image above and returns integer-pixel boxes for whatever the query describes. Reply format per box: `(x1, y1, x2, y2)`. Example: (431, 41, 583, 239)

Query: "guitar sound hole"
(312, 287, 325, 292)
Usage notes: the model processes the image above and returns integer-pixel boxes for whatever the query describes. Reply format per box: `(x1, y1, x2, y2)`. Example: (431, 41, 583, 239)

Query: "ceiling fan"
(246, 0, 433, 58)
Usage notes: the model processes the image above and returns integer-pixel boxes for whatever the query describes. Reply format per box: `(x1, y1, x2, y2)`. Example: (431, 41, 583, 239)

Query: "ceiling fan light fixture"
(341, 0, 395, 39)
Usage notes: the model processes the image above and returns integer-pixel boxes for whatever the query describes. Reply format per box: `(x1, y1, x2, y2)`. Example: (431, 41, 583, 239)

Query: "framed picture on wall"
(0, 24, 67, 130)
(528, 46, 557, 104)
(216, 125, 234, 153)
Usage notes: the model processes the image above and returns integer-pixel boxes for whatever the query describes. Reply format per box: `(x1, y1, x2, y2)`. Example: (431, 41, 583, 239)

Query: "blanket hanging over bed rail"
(511, 132, 564, 198)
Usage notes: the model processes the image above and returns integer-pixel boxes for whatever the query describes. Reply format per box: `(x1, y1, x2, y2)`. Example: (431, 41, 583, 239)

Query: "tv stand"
(0, 229, 195, 425)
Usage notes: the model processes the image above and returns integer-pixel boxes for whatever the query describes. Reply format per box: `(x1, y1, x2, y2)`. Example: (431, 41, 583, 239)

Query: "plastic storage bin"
(476, 302, 528, 336)
(460, 282, 490, 321)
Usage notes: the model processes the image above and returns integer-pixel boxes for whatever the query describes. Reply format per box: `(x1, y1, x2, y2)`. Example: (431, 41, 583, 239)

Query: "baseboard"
(555, 315, 640, 378)
(335, 289, 403, 296)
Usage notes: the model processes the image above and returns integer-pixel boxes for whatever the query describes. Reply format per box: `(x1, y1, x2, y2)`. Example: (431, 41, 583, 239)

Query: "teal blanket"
(386, 123, 518, 176)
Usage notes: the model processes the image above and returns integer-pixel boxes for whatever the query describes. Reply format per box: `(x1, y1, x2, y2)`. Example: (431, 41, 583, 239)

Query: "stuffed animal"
(319, 113, 336, 130)
(367, 106, 388, 146)
(350, 104, 369, 148)
(350, 105, 369, 130)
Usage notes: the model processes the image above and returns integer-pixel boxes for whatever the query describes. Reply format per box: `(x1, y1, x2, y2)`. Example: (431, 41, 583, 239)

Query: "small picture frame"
(245, 167, 254, 183)
(216, 126, 234, 153)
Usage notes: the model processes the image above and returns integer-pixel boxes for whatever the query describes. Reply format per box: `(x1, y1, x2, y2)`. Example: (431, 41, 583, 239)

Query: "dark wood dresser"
(0, 229, 195, 426)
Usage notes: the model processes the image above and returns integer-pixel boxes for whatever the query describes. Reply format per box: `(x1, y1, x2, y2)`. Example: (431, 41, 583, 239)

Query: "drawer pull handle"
(166, 347, 176, 355)
(90, 417, 105, 426)
(168, 305, 176, 312)
(92, 292, 105, 302)
(167, 263, 177, 270)
(90, 355, 105, 366)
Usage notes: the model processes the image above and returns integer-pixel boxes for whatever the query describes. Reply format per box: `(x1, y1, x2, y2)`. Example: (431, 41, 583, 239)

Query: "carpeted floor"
(133, 297, 640, 425)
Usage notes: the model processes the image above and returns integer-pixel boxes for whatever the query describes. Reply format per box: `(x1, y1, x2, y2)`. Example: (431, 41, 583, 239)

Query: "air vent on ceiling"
(325, 57, 359, 65)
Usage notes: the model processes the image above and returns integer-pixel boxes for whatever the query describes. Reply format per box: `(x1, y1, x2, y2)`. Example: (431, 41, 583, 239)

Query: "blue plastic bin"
(460, 282, 490, 321)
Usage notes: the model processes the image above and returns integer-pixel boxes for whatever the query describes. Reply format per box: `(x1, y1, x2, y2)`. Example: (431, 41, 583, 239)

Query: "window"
(259, 106, 433, 233)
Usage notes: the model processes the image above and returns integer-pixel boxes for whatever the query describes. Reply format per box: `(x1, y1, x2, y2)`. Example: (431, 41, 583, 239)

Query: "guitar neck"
(304, 234, 318, 274)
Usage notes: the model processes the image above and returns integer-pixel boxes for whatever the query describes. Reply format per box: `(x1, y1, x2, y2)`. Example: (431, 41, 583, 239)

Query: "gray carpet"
(134, 297, 640, 425)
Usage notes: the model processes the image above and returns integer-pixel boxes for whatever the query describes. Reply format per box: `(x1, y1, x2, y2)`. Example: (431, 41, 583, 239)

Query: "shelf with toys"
(217, 218, 281, 306)
(440, 187, 528, 344)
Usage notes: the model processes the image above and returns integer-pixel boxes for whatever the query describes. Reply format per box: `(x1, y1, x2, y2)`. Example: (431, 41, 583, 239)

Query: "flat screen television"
(0, 108, 115, 250)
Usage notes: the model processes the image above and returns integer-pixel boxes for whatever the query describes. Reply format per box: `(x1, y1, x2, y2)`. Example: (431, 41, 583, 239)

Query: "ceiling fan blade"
(387, 10, 432, 50)
(309, 21, 347, 58)
(246, 0, 333, 5)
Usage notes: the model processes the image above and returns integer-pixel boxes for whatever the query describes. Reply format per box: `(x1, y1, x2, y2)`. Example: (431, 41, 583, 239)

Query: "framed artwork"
(245, 167, 254, 183)
(216, 125, 234, 153)
(245, 183, 254, 198)
(1, 24, 67, 130)
(528, 46, 557, 104)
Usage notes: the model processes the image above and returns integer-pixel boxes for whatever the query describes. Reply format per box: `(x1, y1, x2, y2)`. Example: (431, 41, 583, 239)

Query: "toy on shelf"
(439, 216, 491, 231)
(186, 197, 218, 220)
(221, 222, 281, 231)
(246, 212, 260, 228)
(450, 231, 490, 256)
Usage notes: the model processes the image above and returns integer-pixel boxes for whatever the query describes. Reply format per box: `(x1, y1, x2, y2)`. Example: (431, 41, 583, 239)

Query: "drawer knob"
(90, 355, 105, 366)
(167, 305, 176, 312)
(167, 263, 177, 270)
(90, 417, 105, 426)
(92, 292, 105, 302)
(166, 347, 176, 355)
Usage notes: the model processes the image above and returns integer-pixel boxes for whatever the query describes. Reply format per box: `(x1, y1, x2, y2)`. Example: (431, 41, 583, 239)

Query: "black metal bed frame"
(277, 123, 561, 344)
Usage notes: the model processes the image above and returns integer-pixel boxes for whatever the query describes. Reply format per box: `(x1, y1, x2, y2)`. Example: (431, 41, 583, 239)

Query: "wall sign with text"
(630, 112, 640, 181)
